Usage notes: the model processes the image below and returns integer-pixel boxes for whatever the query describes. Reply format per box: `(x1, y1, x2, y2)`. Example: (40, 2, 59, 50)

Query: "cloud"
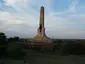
(0, 11, 10, 20)
(3, 22, 37, 38)
(4, 0, 16, 6)
(0, 10, 38, 38)
(0, 10, 85, 38)
(68, 0, 78, 13)
(0, 11, 24, 24)
(1, 0, 85, 39)
(3, 0, 30, 12)
(50, 0, 78, 15)
(45, 15, 69, 28)
(45, 13, 85, 39)
(3, 0, 52, 13)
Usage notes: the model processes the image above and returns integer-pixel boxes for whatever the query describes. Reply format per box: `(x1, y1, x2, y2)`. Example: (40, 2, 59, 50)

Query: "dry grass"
(1, 42, 85, 64)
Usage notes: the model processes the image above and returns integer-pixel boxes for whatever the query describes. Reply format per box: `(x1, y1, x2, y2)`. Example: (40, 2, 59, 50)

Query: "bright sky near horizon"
(0, 0, 85, 39)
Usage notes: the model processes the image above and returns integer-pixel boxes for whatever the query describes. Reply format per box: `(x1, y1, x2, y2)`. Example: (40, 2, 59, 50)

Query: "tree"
(0, 32, 7, 45)
(57, 40, 62, 44)
(61, 42, 85, 55)
(14, 36, 19, 41)
(8, 37, 14, 42)
(8, 36, 20, 43)
(0, 32, 7, 57)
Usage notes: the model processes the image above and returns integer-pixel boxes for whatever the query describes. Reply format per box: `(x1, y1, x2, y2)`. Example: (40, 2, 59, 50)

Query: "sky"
(0, 0, 85, 39)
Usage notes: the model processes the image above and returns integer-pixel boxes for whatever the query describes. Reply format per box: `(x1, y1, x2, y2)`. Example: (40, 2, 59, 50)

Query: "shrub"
(61, 42, 85, 55)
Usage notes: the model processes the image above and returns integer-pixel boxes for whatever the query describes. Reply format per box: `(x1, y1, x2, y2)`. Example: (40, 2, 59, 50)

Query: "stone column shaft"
(40, 6, 44, 28)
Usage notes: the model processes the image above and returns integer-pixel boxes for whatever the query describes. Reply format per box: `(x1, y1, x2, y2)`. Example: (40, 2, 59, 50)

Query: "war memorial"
(29, 6, 53, 51)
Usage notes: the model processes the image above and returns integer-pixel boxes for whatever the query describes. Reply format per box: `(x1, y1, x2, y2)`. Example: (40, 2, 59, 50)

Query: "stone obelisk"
(33, 6, 52, 43)
(30, 6, 53, 51)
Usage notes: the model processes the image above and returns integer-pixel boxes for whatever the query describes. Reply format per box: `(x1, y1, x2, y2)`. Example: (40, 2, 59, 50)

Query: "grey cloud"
(0, 20, 37, 38)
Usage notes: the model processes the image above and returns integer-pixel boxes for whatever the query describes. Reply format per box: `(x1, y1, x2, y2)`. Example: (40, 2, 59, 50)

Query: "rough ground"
(1, 42, 85, 64)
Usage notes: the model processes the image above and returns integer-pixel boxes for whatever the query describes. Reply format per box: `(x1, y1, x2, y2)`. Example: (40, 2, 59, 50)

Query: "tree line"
(0, 32, 20, 58)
